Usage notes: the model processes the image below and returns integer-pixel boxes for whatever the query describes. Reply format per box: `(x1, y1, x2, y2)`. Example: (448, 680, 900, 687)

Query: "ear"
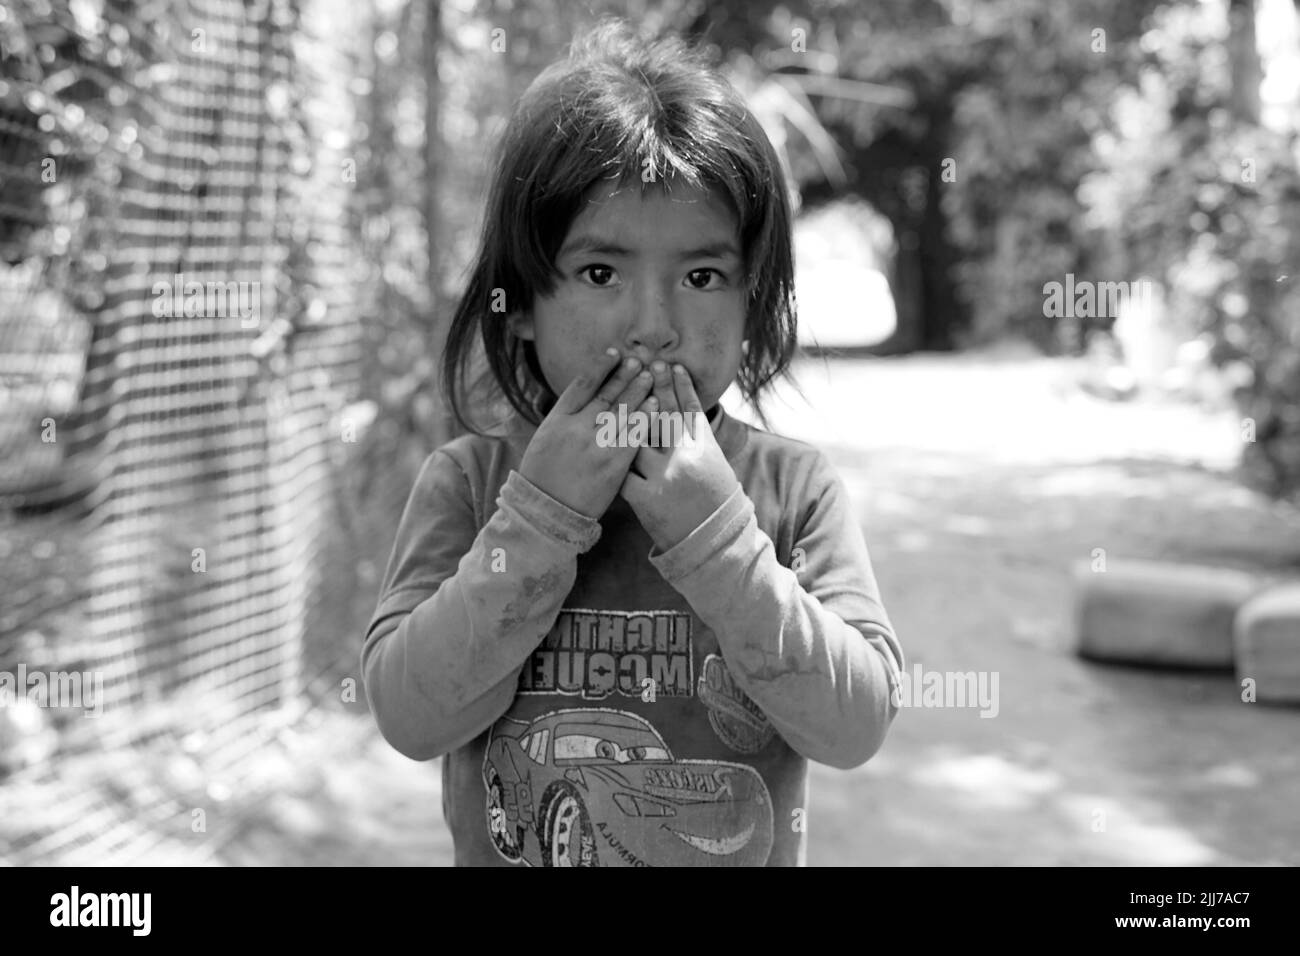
(507, 310, 535, 341)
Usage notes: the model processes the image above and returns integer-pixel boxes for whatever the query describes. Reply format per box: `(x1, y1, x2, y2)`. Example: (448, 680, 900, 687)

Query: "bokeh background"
(1, 0, 1297, 865)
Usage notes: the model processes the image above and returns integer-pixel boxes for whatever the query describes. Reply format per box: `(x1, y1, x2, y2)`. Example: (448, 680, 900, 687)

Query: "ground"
(752, 348, 1300, 865)
(5, 349, 1298, 865)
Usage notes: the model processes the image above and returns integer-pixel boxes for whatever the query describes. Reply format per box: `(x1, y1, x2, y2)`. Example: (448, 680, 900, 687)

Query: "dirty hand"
(619, 362, 742, 552)
(518, 349, 653, 519)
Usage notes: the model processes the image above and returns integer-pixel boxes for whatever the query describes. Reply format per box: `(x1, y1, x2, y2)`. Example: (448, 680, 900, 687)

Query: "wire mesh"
(0, 0, 366, 863)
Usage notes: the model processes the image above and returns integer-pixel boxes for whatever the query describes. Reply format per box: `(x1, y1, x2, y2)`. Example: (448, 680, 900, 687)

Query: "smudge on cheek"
(689, 321, 742, 402)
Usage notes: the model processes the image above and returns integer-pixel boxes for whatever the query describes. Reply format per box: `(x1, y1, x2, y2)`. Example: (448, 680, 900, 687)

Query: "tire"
(486, 771, 524, 862)
(539, 782, 598, 868)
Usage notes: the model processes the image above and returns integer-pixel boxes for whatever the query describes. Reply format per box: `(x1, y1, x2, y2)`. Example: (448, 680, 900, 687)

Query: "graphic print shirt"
(362, 405, 903, 866)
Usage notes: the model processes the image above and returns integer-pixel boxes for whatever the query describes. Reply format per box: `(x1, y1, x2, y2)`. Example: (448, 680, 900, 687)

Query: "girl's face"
(511, 180, 747, 413)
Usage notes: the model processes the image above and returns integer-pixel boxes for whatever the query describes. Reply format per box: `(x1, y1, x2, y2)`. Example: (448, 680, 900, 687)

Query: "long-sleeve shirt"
(361, 403, 903, 867)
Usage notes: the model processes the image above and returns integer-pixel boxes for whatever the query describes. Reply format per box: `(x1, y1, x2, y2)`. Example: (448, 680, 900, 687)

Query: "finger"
(590, 355, 644, 410)
(672, 364, 705, 414)
(616, 393, 666, 472)
(631, 439, 661, 476)
(672, 364, 707, 440)
(650, 360, 680, 417)
(620, 469, 647, 503)
(554, 348, 624, 414)
(611, 364, 654, 411)
(624, 394, 669, 472)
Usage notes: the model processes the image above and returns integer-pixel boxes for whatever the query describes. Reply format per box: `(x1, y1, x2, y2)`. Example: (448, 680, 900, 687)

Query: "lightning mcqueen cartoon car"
(483, 708, 774, 867)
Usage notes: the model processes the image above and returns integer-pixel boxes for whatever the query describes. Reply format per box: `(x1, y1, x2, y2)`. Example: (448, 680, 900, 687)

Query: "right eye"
(578, 265, 618, 287)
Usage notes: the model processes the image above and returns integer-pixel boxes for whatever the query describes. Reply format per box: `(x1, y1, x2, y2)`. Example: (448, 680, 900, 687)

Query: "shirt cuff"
(499, 469, 603, 552)
(648, 485, 753, 583)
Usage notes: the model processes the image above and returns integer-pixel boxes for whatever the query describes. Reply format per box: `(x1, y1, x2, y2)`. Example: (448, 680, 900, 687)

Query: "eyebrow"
(557, 234, 741, 262)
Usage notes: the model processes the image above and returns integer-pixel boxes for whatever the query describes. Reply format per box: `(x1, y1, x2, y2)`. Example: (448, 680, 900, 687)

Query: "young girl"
(362, 19, 903, 867)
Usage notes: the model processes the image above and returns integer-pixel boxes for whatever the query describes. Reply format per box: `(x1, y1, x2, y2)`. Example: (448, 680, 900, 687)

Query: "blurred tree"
(423, 0, 455, 447)
(1228, 0, 1261, 122)
(1106, 0, 1300, 499)
(685, 0, 1164, 352)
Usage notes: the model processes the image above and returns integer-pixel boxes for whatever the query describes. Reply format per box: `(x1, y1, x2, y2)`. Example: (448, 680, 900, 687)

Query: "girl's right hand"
(517, 349, 654, 519)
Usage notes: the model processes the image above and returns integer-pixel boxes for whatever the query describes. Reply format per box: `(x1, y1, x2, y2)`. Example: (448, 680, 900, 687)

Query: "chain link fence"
(0, 0, 372, 863)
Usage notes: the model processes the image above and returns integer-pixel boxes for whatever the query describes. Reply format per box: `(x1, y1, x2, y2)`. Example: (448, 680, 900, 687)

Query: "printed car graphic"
(483, 707, 774, 867)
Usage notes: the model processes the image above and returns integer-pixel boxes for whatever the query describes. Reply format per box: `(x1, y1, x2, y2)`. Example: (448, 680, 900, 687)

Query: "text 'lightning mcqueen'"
(483, 708, 774, 867)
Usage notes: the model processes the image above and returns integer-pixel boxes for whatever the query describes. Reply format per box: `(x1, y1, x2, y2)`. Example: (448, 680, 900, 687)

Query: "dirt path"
(809, 450, 1300, 865)
(782, 353, 1300, 866)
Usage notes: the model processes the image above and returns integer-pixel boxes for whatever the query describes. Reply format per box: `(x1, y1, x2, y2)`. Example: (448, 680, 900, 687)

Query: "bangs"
(495, 45, 777, 306)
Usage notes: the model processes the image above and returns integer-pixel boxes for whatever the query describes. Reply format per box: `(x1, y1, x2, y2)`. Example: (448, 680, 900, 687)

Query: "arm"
(363, 352, 657, 760)
(649, 457, 903, 769)
(361, 451, 601, 761)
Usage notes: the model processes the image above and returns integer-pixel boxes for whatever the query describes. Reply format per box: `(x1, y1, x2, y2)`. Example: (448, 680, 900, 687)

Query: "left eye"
(684, 269, 723, 290)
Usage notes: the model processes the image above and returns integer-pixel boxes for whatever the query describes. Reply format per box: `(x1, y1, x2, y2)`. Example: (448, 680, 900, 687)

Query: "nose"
(623, 279, 679, 364)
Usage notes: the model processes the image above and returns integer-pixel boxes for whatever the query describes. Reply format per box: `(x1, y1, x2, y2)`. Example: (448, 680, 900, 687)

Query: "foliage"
(692, 0, 1300, 496)
(1099, 4, 1300, 498)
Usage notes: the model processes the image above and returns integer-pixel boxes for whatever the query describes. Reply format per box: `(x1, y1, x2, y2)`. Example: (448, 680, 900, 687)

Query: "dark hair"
(442, 18, 798, 433)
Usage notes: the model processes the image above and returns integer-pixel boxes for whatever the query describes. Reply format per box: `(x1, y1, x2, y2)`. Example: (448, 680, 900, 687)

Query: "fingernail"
(625, 357, 640, 370)
(652, 360, 667, 374)
(605, 347, 620, 358)
(674, 364, 687, 375)
(638, 369, 652, 381)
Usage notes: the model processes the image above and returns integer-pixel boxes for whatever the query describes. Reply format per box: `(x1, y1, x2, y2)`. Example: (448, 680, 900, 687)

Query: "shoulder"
(428, 431, 506, 473)
(738, 421, 830, 464)
(408, 428, 524, 518)
(422, 410, 532, 476)
(730, 416, 839, 491)
(725, 415, 844, 531)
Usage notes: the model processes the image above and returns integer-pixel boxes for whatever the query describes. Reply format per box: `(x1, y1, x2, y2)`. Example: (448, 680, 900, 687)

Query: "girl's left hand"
(619, 362, 742, 552)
